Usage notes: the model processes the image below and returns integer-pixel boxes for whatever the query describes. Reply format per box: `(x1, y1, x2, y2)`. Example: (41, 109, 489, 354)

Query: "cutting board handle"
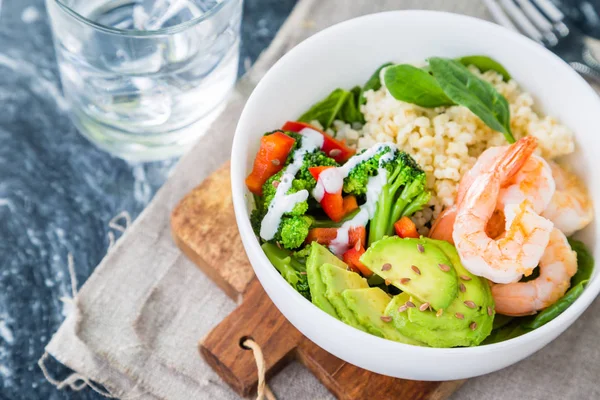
(200, 279, 303, 396)
(200, 279, 463, 400)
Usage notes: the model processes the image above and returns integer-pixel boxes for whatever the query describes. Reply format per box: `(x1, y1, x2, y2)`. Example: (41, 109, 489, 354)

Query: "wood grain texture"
(171, 163, 254, 302)
(172, 163, 465, 399)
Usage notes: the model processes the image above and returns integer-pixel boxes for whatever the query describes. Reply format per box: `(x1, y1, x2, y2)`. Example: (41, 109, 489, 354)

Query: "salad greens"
(298, 88, 353, 129)
(298, 87, 365, 129)
(262, 242, 311, 300)
(299, 62, 395, 129)
(338, 86, 364, 125)
(383, 64, 453, 108)
(359, 62, 393, 105)
(429, 57, 515, 143)
(457, 55, 512, 81)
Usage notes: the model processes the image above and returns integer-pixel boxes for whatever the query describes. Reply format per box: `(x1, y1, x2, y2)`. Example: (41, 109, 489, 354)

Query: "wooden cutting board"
(170, 163, 464, 399)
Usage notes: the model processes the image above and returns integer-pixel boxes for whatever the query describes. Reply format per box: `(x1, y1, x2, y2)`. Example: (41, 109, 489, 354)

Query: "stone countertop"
(0, 0, 297, 398)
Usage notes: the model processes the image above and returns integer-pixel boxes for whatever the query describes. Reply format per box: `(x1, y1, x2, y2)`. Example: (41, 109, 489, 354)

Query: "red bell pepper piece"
(394, 216, 420, 239)
(282, 121, 356, 163)
(343, 195, 358, 215)
(245, 132, 296, 195)
(348, 226, 366, 248)
(308, 166, 345, 222)
(307, 165, 333, 181)
(343, 242, 372, 277)
(320, 192, 346, 223)
(305, 226, 366, 249)
(305, 228, 338, 245)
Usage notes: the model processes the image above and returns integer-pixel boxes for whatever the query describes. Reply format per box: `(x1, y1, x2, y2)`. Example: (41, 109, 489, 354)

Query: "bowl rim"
(231, 10, 600, 357)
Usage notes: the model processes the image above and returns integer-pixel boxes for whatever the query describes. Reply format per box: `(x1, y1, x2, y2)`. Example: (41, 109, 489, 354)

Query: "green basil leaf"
(383, 64, 454, 108)
(338, 86, 365, 125)
(359, 62, 393, 105)
(458, 55, 511, 81)
(298, 88, 350, 129)
(568, 238, 594, 287)
(429, 57, 515, 143)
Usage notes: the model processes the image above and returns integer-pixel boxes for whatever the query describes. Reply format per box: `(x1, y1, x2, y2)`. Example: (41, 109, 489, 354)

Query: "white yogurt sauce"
(312, 142, 396, 202)
(329, 168, 389, 255)
(311, 142, 397, 255)
(260, 128, 324, 241)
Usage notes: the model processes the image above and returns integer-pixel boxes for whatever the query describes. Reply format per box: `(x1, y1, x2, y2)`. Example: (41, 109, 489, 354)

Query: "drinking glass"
(46, 0, 242, 161)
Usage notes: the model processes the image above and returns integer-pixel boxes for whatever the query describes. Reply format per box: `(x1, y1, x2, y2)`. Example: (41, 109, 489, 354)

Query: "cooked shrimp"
(492, 228, 577, 316)
(430, 145, 555, 243)
(452, 137, 555, 284)
(542, 161, 593, 236)
(430, 147, 505, 243)
(429, 206, 457, 243)
(497, 154, 555, 214)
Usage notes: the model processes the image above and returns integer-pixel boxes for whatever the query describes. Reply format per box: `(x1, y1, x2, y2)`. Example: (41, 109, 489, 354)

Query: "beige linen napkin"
(43, 0, 600, 399)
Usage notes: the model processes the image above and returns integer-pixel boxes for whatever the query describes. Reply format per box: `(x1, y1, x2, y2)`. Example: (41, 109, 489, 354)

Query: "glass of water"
(46, 0, 242, 161)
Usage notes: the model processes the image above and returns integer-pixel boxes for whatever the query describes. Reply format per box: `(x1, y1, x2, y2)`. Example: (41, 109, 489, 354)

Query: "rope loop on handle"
(242, 338, 277, 400)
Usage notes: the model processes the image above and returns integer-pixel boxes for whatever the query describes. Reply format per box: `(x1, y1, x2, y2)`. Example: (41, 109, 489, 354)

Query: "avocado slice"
(409, 239, 495, 332)
(306, 243, 348, 317)
(385, 239, 495, 347)
(343, 288, 424, 346)
(320, 263, 368, 329)
(360, 237, 458, 310)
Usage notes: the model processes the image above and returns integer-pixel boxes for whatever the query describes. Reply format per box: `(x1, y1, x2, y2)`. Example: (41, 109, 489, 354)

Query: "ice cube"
(134, 0, 203, 31)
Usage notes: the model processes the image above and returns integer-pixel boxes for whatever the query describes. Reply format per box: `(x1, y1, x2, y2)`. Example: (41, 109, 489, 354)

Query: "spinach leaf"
(359, 62, 393, 105)
(338, 86, 365, 125)
(383, 64, 454, 108)
(520, 265, 540, 282)
(298, 88, 350, 129)
(568, 238, 594, 286)
(482, 318, 530, 345)
(523, 282, 587, 330)
(523, 240, 594, 330)
(492, 314, 514, 330)
(429, 57, 515, 143)
(458, 55, 511, 81)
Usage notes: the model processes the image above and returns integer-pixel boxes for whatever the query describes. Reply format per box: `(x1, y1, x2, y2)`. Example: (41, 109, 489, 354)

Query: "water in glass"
(47, 0, 242, 160)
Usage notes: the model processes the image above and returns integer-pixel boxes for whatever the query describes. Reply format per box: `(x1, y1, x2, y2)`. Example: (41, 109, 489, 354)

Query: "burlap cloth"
(44, 0, 600, 399)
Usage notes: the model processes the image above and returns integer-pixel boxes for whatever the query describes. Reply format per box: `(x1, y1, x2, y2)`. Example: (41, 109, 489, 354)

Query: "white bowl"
(231, 11, 600, 380)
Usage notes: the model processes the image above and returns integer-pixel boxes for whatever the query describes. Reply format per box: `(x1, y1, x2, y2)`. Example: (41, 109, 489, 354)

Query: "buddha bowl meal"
(243, 55, 594, 348)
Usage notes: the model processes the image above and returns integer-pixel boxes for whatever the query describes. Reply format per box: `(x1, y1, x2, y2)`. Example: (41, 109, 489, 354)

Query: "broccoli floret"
(263, 172, 308, 216)
(253, 144, 337, 249)
(250, 145, 338, 249)
(282, 131, 303, 152)
(274, 216, 312, 249)
(293, 243, 313, 262)
(250, 208, 263, 236)
(262, 242, 311, 300)
(368, 151, 431, 245)
(295, 149, 339, 191)
(343, 146, 394, 195)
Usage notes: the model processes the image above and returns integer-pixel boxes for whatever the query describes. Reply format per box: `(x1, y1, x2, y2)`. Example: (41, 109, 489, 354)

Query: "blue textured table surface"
(0, 0, 297, 398)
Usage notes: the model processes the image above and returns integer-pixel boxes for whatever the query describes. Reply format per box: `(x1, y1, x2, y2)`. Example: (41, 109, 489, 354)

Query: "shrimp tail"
(492, 136, 538, 181)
